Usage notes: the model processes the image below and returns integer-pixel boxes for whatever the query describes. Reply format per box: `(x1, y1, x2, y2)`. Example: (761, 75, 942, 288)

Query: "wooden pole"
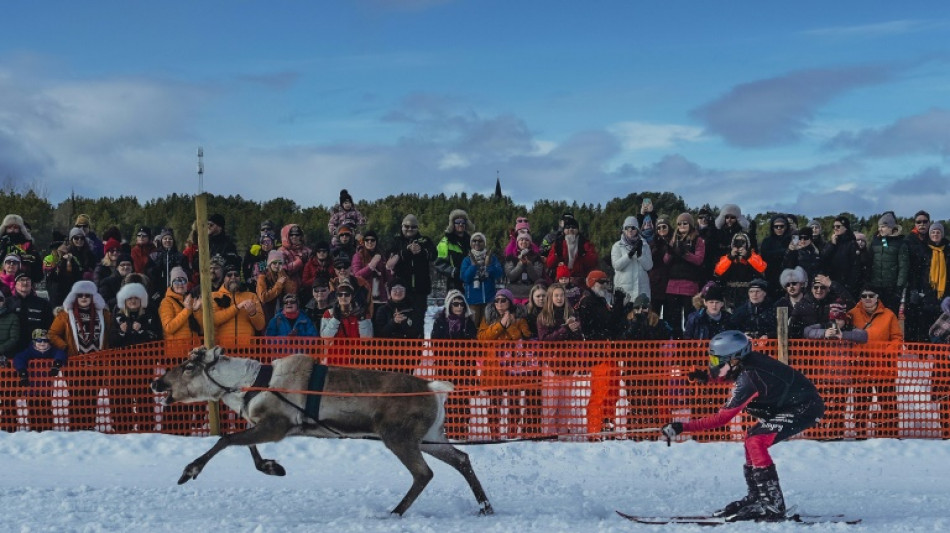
(194, 149, 221, 436)
(776, 306, 789, 364)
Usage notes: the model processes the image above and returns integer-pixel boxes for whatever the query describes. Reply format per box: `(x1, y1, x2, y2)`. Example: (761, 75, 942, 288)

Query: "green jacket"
(868, 234, 908, 291)
(0, 306, 21, 357)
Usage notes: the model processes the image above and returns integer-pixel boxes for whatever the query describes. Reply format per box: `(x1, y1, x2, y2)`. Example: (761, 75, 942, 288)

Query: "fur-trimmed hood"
(715, 204, 750, 231)
(444, 209, 475, 233)
(1, 214, 31, 241)
(442, 289, 472, 318)
(63, 280, 107, 311)
(116, 282, 149, 310)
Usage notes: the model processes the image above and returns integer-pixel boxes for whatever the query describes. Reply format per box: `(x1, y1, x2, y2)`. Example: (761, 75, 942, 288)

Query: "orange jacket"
(848, 302, 902, 343)
(158, 286, 202, 342)
(212, 286, 265, 342)
(49, 307, 113, 358)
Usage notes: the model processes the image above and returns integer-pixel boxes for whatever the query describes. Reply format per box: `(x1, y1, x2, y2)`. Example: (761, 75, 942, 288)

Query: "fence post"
(195, 179, 221, 436)
(776, 306, 788, 364)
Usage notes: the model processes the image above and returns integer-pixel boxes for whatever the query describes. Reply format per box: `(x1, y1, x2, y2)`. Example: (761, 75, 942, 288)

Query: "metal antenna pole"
(197, 147, 204, 193)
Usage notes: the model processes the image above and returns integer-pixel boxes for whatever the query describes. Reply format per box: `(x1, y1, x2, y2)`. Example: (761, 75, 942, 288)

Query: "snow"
(2, 430, 949, 532)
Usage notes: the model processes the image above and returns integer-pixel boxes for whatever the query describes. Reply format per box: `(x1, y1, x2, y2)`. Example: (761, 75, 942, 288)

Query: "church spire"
(494, 170, 502, 200)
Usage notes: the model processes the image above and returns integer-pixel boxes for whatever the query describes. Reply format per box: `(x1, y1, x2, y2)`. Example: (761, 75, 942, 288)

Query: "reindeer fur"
(151, 345, 493, 516)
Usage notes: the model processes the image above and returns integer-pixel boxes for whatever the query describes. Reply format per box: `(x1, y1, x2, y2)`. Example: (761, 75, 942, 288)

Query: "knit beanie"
(268, 250, 284, 264)
(931, 222, 945, 237)
(834, 215, 851, 230)
(494, 288, 515, 303)
(340, 189, 354, 205)
(209, 213, 226, 229)
(170, 266, 188, 282)
(556, 265, 571, 280)
(585, 270, 608, 289)
(878, 211, 898, 230)
(75, 214, 91, 227)
(623, 216, 639, 230)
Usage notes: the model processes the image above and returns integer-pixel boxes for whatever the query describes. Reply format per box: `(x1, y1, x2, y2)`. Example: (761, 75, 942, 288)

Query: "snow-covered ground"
(2, 431, 948, 532)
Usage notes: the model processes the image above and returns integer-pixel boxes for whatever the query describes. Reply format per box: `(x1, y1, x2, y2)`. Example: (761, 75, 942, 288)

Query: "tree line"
(0, 187, 922, 263)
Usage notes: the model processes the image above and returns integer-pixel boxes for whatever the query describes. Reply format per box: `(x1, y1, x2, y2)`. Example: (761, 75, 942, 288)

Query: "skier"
(660, 330, 824, 521)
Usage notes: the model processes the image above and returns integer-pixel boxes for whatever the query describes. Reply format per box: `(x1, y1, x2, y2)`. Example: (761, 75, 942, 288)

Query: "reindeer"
(151, 345, 493, 516)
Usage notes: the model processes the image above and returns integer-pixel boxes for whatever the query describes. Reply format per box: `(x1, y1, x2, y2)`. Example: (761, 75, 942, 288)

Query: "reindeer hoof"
(178, 462, 203, 484)
(478, 502, 494, 516)
(258, 459, 286, 477)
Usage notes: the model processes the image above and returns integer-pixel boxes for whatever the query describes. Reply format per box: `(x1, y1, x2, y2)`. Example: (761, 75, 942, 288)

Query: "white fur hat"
(63, 280, 107, 310)
(117, 282, 149, 309)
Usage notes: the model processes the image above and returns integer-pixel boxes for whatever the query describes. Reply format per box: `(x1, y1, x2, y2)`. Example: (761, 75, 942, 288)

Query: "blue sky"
(1, 1, 948, 219)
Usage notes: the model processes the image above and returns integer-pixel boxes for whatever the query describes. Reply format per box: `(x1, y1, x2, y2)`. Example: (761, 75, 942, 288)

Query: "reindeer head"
(151, 345, 231, 405)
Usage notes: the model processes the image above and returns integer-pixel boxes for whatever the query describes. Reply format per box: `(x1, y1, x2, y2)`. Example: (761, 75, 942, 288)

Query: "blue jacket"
(13, 344, 68, 378)
(265, 310, 319, 337)
(460, 254, 503, 305)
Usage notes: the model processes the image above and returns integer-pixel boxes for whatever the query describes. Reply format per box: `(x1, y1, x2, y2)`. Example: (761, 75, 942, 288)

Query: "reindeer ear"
(202, 346, 223, 364)
(188, 346, 205, 361)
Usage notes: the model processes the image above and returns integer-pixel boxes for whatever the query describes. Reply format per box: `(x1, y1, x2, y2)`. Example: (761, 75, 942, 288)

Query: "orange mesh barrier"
(3, 338, 948, 441)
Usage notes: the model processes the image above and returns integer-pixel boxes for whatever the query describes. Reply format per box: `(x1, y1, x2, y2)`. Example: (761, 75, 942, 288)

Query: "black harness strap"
(305, 363, 329, 420)
(242, 364, 274, 409)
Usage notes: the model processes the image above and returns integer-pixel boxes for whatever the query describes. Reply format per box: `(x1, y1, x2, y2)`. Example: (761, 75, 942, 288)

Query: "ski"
(616, 510, 861, 525)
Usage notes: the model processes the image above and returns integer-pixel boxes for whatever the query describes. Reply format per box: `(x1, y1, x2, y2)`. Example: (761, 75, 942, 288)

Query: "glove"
(213, 295, 232, 309)
(18, 370, 29, 387)
(613, 288, 626, 304)
(687, 367, 709, 384)
(630, 240, 643, 257)
(0, 356, 8, 368)
(48, 361, 63, 377)
(661, 422, 683, 446)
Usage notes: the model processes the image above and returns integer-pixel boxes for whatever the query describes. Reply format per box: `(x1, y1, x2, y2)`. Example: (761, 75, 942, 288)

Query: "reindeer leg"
(421, 442, 493, 515)
(249, 445, 286, 477)
(178, 416, 291, 485)
(379, 428, 433, 516)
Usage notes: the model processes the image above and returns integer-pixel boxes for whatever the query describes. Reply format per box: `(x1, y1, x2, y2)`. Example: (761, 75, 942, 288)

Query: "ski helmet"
(708, 330, 752, 374)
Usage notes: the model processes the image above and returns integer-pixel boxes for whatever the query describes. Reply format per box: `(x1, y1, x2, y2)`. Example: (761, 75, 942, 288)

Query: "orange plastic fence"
(3, 337, 948, 441)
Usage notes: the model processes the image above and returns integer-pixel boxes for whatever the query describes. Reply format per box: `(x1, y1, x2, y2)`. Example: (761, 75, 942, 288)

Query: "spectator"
(729, 279, 776, 339)
(73, 214, 104, 259)
(48, 280, 112, 430)
(611, 216, 653, 305)
(540, 211, 572, 258)
(929, 298, 950, 343)
(867, 211, 908, 315)
(789, 274, 854, 339)
(130, 227, 155, 274)
(9, 273, 53, 352)
(621, 293, 674, 340)
(304, 274, 334, 333)
(191, 214, 240, 278)
(320, 278, 372, 365)
(351, 230, 390, 307)
(256, 250, 297, 325)
(332, 225, 358, 262)
(93, 238, 122, 284)
(536, 282, 583, 342)
(328, 189, 366, 247)
(664, 213, 706, 338)
(504, 232, 545, 306)
(301, 240, 336, 297)
(523, 283, 548, 340)
(147, 228, 187, 301)
(0, 255, 20, 293)
(242, 231, 277, 292)
(0, 214, 41, 282)
(806, 218, 826, 251)
(386, 214, 436, 326)
(536, 282, 584, 434)
(555, 264, 584, 309)
(637, 198, 657, 245)
(211, 261, 265, 345)
(576, 270, 625, 434)
(774, 267, 808, 336)
(266, 293, 318, 337)
(158, 266, 202, 343)
(330, 253, 372, 318)
(713, 232, 766, 311)
(759, 215, 792, 300)
(545, 215, 599, 288)
(503, 216, 539, 259)
(821, 214, 868, 298)
(848, 286, 902, 437)
(0, 285, 20, 364)
(782, 226, 822, 281)
(461, 232, 503, 327)
(684, 284, 732, 340)
(648, 216, 672, 319)
(97, 253, 134, 310)
(11, 329, 64, 432)
(436, 209, 474, 293)
(714, 204, 757, 257)
(258, 219, 277, 243)
(46, 228, 98, 307)
(695, 207, 719, 284)
(279, 224, 311, 290)
(109, 282, 162, 432)
(373, 277, 424, 341)
(430, 289, 478, 439)
(905, 220, 949, 342)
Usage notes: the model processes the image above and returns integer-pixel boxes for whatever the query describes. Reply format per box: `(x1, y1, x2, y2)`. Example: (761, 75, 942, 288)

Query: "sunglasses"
(860, 292, 878, 299)
(494, 298, 510, 303)
(270, 261, 285, 265)
(224, 272, 240, 278)
(634, 305, 650, 311)
(172, 278, 188, 285)
(594, 279, 608, 285)
(799, 235, 812, 240)
(833, 224, 844, 229)
(656, 224, 669, 230)
(784, 282, 801, 288)
(403, 225, 418, 230)
(724, 215, 737, 220)
(450, 301, 465, 308)
(773, 224, 786, 229)
(812, 285, 828, 291)
(676, 221, 690, 226)
(624, 226, 638, 231)
(454, 219, 467, 225)
(289, 233, 302, 237)
(337, 292, 353, 297)
(471, 239, 484, 243)
(316, 249, 329, 253)
(77, 294, 92, 299)
(363, 238, 376, 243)
(708, 353, 728, 368)
(283, 300, 298, 306)
(75, 224, 89, 229)
(71, 236, 85, 241)
(517, 218, 528, 223)
(916, 219, 930, 224)
(35, 338, 50, 343)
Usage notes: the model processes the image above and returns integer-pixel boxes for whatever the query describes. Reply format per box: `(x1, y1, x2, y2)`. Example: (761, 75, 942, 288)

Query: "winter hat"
(136, 226, 152, 238)
(854, 232, 867, 245)
(363, 230, 378, 241)
(445, 209, 473, 233)
(209, 214, 226, 229)
(798, 226, 814, 240)
(267, 250, 284, 264)
(697, 207, 712, 219)
(282, 293, 299, 304)
(388, 277, 408, 291)
(32, 328, 48, 341)
(829, 299, 849, 321)
(68, 227, 85, 240)
(2, 214, 31, 240)
(515, 221, 530, 233)
(337, 225, 353, 236)
(65, 280, 105, 310)
(878, 211, 898, 230)
(494, 288, 515, 303)
(3, 254, 19, 264)
(158, 227, 174, 239)
(103, 238, 121, 254)
(340, 189, 354, 205)
(402, 214, 419, 228)
(14, 272, 31, 283)
(715, 204, 743, 229)
(470, 232, 486, 244)
(930, 222, 945, 237)
(632, 293, 650, 308)
(676, 212, 695, 229)
(259, 232, 276, 245)
(556, 265, 571, 280)
(335, 278, 354, 292)
(517, 232, 533, 243)
(585, 270, 609, 289)
(748, 278, 768, 291)
(259, 220, 275, 232)
(731, 232, 750, 248)
(807, 218, 821, 229)
(622, 216, 639, 230)
(210, 254, 227, 268)
(74, 214, 91, 227)
(656, 216, 671, 228)
(314, 240, 330, 252)
(170, 266, 188, 283)
(562, 216, 579, 230)
(312, 273, 331, 289)
(116, 253, 133, 266)
(779, 267, 808, 287)
(702, 284, 725, 302)
(834, 215, 851, 230)
(443, 289, 471, 316)
(333, 252, 351, 268)
(117, 282, 149, 309)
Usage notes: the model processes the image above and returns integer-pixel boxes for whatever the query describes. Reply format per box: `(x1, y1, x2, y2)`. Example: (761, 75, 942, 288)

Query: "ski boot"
(713, 464, 756, 517)
(728, 464, 786, 522)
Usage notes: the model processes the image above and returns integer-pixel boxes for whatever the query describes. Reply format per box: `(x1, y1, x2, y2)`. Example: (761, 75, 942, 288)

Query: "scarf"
(447, 313, 465, 336)
(930, 243, 947, 298)
(284, 309, 300, 320)
(470, 248, 488, 265)
(565, 234, 578, 269)
(621, 232, 640, 247)
(70, 306, 104, 354)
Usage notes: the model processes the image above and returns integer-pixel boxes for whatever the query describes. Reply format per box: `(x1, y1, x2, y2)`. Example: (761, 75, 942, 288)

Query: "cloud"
(824, 108, 950, 157)
(803, 19, 949, 39)
(609, 122, 705, 151)
(886, 166, 949, 195)
(691, 65, 897, 148)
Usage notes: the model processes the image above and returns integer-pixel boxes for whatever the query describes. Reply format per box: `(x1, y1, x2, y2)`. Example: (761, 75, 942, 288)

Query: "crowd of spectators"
(0, 191, 948, 435)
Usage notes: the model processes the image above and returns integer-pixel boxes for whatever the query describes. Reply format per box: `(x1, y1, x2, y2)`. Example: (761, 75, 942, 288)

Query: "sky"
(1, 1, 949, 219)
